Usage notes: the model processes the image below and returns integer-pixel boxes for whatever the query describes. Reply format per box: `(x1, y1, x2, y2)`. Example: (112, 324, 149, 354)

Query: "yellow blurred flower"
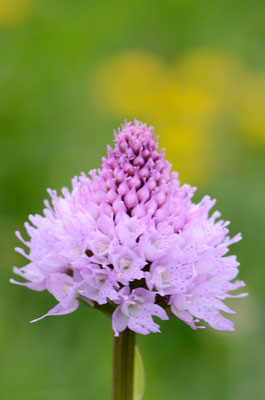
(0, 0, 32, 27)
(92, 50, 216, 129)
(176, 49, 246, 111)
(91, 51, 166, 118)
(92, 51, 217, 185)
(91, 49, 265, 185)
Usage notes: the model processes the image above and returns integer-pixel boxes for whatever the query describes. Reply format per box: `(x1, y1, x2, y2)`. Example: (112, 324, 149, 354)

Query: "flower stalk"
(112, 329, 136, 400)
(11, 120, 246, 398)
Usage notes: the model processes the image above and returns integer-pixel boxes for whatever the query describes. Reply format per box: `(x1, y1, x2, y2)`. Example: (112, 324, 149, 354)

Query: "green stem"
(112, 329, 136, 400)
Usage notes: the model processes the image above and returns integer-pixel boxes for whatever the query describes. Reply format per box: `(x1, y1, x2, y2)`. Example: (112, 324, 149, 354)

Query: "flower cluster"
(11, 121, 246, 336)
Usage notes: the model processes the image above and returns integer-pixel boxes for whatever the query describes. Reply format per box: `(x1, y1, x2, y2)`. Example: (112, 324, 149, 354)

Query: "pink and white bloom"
(79, 264, 119, 304)
(112, 287, 168, 336)
(110, 246, 146, 283)
(31, 273, 80, 322)
(11, 120, 246, 335)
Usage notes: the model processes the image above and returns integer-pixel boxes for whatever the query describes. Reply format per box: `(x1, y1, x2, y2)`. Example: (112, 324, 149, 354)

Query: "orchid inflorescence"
(11, 121, 246, 336)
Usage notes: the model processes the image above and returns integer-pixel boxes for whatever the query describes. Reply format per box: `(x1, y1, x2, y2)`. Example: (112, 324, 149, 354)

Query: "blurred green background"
(1, 0, 264, 399)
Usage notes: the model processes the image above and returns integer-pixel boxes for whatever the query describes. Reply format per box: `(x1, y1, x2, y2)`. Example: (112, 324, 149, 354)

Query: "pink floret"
(112, 287, 168, 336)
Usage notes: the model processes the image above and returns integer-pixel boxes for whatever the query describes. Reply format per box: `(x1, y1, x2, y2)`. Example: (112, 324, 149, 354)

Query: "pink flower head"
(11, 120, 247, 335)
